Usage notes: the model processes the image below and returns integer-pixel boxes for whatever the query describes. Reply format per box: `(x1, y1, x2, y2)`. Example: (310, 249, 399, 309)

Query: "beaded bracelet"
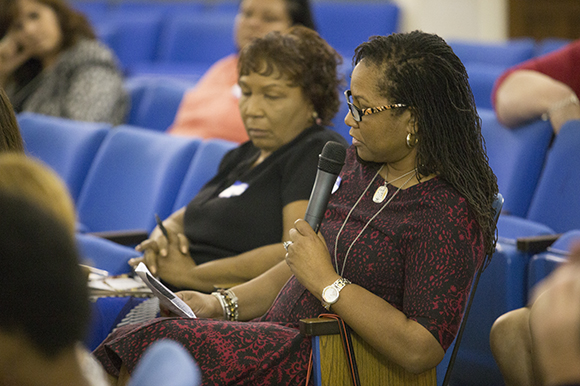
(211, 291, 228, 320)
(211, 289, 239, 321)
(541, 94, 580, 121)
(220, 289, 239, 321)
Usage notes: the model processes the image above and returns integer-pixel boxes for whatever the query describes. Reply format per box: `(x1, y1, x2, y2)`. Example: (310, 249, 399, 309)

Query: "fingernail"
(181, 246, 187, 254)
(161, 248, 167, 257)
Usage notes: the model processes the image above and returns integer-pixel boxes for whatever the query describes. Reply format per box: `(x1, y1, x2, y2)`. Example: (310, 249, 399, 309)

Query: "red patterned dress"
(94, 147, 484, 385)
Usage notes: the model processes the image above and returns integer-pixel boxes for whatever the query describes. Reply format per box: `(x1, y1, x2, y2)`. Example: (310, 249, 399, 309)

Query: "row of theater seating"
(70, 0, 400, 78)
(18, 112, 238, 350)
(18, 110, 580, 384)
(18, 112, 237, 234)
(449, 117, 580, 385)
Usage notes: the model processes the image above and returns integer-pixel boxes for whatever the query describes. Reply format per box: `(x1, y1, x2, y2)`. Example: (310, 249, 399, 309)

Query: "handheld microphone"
(304, 141, 347, 232)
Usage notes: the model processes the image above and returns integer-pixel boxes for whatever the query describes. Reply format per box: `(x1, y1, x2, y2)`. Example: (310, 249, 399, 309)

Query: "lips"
(247, 128, 269, 138)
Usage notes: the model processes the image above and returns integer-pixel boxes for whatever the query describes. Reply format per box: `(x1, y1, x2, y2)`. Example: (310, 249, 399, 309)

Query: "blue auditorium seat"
(17, 113, 110, 202)
(525, 120, 580, 233)
(76, 233, 140, 276)
(124, 76, 195, 132)
(172, 138, 237, 211)
(466, 64, 504, 109)
(313, 2, 399, 59)
(125, 62, 208, 83)
(527, 229, 580, 295)
(449, 38, 535, 69)
(479, 109, 553, 218)
(70, 0, 109, 26)
(450, 120, 580, 385)
(128, 340, 201, 386)
(98, 11, 164, 71)
(114, 1, 204, 16)
(156, 12, 236, 65)
(535, 38, 572, 57)
(76, 127, 201, 233)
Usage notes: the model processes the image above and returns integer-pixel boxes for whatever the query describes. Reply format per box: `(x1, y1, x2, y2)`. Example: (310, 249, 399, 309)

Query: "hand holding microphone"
(285, 141, 347, 289)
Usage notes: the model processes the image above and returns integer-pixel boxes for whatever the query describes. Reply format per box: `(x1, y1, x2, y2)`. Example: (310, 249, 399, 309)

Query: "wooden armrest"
(516, 234, 562, 253)
(299, 317, 340, 336)
(301, 318, 437, 385)
(89, 229, 149, 246)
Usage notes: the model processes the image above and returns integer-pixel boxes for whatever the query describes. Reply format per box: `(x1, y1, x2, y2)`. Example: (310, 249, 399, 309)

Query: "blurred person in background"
(168, 0, 316, 142)
(492, 39, 580, 134)
(0, 0, 127, 124)
(130, 26, 346, 293)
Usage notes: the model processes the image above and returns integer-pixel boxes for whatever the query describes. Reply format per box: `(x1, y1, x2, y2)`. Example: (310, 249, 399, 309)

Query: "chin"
(354, 149, 382, 168)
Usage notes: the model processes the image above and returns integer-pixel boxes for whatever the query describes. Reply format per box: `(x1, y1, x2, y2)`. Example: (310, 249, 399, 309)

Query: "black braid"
(354, 31, 499, 263)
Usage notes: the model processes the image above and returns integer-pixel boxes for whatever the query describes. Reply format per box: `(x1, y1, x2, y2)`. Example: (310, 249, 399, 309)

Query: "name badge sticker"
(218, 181, 249, 198)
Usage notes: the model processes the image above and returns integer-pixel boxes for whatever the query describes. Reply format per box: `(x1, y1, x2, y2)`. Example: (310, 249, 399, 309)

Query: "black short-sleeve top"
(183, 125, 347, 265)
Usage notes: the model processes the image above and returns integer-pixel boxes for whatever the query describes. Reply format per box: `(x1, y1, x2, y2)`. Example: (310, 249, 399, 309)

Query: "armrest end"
(299, 317, 340, 336)
(516, 234, 562, 253)
(89, 229, 149, 246)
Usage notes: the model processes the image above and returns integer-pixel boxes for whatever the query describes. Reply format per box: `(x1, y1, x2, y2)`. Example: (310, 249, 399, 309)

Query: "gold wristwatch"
(321, 278, 351, 310)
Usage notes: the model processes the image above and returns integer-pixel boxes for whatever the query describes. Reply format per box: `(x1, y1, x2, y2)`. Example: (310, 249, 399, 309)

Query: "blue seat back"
(535, 38, 572, 56)
(449, 38, 535, 68)
(466, 64, 504, 109)
(438, 193, 503, 386)
(124, 76, 193, 132)
(71, 0, 110, 26)
(479, 109, 553, 218)
(128, 340, 201, 386)
(17, 113, 110, 202)
(313, 2, 399, 58)
(99, 11, 164, 70)
(172, 138, 237, 211)
(125, 62, 208, 83)
(114, 1, 204, 15)
(76, 127, 201, 232)
(156, 13, 236, 65)
(450, 217, 554, 385)
(76, 233, 140, 276)
(527, 120, 580, 232)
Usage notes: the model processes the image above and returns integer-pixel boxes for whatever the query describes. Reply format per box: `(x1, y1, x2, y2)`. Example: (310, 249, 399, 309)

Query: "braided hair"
(354, 31, 499, 261)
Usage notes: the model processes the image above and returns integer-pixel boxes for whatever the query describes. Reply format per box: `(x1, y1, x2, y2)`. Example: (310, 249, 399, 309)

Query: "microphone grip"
(304, 170, 338, 233)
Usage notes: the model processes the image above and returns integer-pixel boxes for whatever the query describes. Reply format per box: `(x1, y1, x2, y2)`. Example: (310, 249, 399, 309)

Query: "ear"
(406, 111, 417, 135)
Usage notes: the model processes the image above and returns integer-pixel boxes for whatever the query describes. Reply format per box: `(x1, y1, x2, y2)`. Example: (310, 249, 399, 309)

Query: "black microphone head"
(318, 141, 346, 175)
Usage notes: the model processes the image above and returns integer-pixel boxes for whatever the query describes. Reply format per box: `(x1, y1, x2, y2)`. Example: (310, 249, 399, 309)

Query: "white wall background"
(393, 0, 508, 42)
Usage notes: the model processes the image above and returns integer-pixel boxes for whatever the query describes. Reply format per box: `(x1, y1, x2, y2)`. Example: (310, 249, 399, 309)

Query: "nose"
(242, 95, 264, 118)
(344, 108, 358, 128)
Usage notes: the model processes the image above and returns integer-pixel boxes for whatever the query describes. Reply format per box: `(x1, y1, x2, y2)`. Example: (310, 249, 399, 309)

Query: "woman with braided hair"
(95, 30, 498, 385)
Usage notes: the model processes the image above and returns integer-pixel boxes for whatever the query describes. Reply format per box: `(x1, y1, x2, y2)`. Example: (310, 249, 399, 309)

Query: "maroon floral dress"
(94, 147, 484, 385)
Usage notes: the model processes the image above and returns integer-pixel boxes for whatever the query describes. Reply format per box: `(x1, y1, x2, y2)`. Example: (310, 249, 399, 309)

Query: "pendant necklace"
(372, 167, 417, 203)
(334, 167, 416, 277)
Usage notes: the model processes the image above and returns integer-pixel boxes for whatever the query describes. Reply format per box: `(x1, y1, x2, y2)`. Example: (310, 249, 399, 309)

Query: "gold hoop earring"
(406, 133, 418, 148)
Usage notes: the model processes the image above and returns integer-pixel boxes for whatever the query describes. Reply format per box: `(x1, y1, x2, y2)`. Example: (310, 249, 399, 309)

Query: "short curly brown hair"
(238, 26, 342, 127)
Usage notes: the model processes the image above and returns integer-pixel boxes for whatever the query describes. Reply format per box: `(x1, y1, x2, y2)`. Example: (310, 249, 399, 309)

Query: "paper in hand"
(134, 263, 196, 318)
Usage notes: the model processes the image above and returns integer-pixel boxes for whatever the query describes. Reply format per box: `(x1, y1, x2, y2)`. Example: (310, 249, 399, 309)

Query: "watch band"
(321, 277, 351, 310)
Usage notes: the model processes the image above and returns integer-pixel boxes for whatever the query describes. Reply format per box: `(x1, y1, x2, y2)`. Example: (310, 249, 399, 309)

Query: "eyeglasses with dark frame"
(344, 90, 408, 122)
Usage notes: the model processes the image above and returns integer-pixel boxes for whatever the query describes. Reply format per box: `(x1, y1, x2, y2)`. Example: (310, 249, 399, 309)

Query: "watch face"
(322, 286, 339, 303)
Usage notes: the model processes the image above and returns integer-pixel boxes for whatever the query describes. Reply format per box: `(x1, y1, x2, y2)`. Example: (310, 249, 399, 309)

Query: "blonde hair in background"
(0, 153, 76, 235)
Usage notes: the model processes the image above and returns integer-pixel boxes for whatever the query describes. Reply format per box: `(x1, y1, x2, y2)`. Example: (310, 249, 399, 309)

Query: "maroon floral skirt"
(93, 317, 312, 385)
